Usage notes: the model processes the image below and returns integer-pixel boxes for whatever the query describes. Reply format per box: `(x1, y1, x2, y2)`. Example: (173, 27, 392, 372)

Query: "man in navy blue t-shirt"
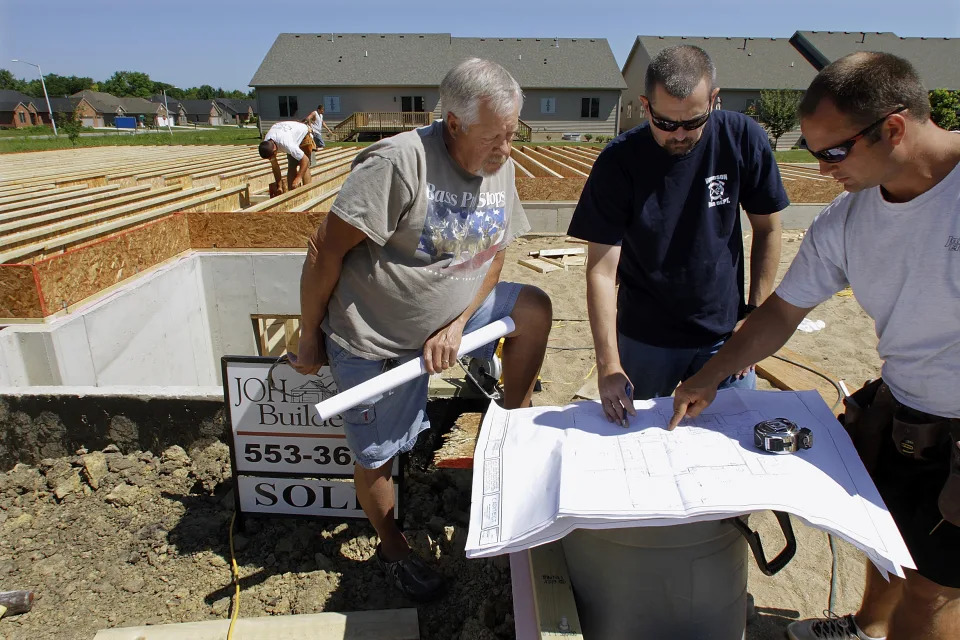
(568, 45, 788, 423)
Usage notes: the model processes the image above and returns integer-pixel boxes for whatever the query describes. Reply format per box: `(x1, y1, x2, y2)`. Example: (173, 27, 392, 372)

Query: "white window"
(323, 96, 341, 113)
(540, 98, 556, 114)
(626, 102, 633, 119)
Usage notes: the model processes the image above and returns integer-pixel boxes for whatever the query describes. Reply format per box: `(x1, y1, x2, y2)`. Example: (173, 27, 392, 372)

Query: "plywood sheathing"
(516, 177, 586, 201)
(31, 214, 191, 313)
(0, 185, 249, 266)
(0, 264, 44, 318)
(186, 211, 327, 249)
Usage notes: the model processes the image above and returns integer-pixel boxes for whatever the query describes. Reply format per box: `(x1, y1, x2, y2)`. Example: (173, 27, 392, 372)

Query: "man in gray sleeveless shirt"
(671, 53, 960, 640)
(290, 59, 552, 602)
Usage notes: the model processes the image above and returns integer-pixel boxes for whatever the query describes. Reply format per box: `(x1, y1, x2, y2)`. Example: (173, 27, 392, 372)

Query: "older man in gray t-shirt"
(289, 59, 552, 602)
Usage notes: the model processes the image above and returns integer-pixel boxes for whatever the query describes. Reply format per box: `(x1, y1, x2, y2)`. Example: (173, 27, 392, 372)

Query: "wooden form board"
(756, 347, 842, 407)
(434, 412, 483, 468)
(92, 609, 420, 640)
(528, 542, 585, 639)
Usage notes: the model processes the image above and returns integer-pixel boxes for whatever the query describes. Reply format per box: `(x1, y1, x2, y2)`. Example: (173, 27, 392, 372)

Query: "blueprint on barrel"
(465, 389, 914, 579)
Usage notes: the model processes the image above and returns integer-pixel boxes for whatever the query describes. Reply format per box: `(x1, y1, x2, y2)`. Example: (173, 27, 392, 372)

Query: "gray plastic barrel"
(561, 521, 748, 640)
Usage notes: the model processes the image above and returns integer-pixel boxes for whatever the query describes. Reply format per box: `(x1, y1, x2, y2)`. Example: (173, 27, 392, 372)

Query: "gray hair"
(644, 45, 716, 99)
(440, 58, 523, 129)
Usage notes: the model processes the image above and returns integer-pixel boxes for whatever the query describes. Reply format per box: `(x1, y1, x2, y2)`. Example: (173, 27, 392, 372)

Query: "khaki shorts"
(286, 133, 316, 176)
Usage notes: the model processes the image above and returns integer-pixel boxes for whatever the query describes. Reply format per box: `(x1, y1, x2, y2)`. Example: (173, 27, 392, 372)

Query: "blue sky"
(2, 0, 958, 91)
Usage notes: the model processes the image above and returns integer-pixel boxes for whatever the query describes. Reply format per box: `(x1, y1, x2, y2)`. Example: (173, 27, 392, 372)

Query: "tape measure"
(754, 418, 813, 454)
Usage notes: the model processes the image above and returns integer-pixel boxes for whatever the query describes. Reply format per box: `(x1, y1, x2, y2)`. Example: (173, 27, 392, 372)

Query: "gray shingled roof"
(626, 36, 818, 90)
(71, 90, 161, 115)
(216, 98, 257, 115)
(0, 89, 34, 112)
(250, 33, 625, 90)
(791, 31, 960, 89)
(176, 99, 221, 116)
(33, 97, 76, 114)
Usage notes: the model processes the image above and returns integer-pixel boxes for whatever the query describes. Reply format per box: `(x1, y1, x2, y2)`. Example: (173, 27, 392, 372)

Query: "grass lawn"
(0, 125, 101, 138)
(774, 149, 816, 163)
(0, 127, 265, 153)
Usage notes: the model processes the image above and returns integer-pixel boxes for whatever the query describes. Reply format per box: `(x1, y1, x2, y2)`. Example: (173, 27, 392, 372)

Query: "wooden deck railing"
(329, 112, 531, 143)
(327, 111, 432, 142)
(515, 118, 532, 142)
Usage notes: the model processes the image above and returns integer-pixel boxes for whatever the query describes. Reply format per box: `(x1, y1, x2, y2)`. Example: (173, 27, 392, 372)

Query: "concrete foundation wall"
(0, 251, 306, 388)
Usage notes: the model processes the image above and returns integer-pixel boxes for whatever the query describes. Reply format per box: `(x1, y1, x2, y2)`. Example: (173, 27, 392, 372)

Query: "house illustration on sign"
(289, 379, 335, 403)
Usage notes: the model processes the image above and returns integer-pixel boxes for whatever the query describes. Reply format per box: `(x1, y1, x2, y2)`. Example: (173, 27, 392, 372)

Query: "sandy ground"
(503, 229, 882, 638)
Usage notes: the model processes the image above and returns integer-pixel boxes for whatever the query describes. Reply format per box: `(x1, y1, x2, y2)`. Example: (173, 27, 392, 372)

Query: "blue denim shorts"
(618, 331, 757, 400)
(326, 281, 523, 469)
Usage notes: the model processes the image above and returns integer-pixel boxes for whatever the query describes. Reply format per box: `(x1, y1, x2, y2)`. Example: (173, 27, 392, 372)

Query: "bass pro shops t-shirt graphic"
(416, 184, 507, 272)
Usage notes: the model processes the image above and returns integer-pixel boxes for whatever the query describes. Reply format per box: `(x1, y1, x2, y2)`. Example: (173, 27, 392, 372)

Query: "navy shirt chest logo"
(706, 173, 731, 208)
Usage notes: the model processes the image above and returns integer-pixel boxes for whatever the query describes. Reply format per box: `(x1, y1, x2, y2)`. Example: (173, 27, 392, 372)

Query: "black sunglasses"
(647, 105, 711, 132)
(802, 106, 907, 163)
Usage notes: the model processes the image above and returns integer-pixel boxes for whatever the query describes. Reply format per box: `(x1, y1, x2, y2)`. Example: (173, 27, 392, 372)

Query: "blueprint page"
(466, 390, 913, 578)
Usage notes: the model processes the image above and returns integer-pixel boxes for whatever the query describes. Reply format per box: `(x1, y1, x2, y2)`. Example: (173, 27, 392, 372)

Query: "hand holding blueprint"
(465, 389, 914, 578)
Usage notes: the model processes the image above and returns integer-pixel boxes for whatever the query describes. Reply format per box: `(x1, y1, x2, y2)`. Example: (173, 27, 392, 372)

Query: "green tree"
(0, 69, 26, 92)
(194, 84, 216, 100)
(756, 89, 803, 150)
(57, 108, 83, 144)
(929, 89, 960, 131)
(100, 71, 154, 98)
(42, 74, 95, 97)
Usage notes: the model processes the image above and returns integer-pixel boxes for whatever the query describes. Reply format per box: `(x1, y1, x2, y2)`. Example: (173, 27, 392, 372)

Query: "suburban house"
(621, 36, 817, 135)
(172, 99, 226, 126)
(249, 33, 626, 141)
(0, 91, 84, 129)
(0, 90, 43, 128)
(72, 90, 168, 127)
(34, 96, 79, 127)
(790, 31, 960, 90)
(215, 98, 257, 125)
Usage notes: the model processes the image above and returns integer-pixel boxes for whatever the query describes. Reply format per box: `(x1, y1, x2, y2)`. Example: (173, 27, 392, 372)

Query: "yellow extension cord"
(226, 511, 241, 640)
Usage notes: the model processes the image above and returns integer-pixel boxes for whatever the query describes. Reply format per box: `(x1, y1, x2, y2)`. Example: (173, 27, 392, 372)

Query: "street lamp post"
(162, 89, 173, 135)
(11, 59, 57, 136)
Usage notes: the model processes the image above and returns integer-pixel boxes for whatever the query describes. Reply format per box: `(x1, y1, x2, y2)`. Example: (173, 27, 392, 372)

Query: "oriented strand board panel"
(516, 177, 586, 201)
(0, 264, 44, 318)
(186, 211, 327, 249)
(32, 214, 190, 315)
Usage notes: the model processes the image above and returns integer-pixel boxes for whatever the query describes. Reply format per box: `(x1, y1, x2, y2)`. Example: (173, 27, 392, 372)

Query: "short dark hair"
(317, 104, 324, 112)
(644, 45, 716, 99)
(799, 52, 930, 137)
(258, 139, 276, 159)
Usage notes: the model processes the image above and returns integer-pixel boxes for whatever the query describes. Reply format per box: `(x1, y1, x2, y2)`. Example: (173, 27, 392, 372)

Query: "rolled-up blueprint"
(315, 317, 516, 421)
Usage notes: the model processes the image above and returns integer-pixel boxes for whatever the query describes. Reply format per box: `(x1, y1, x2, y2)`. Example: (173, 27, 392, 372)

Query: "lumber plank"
(92, 609, 420, 640)
(518, 258, 560, 273)
(539, 256, 567, 270)
(529, 542, 584, 639)
(528, 248, 584, 258)
(756, 346, 841, 407)
(561, 255, 586, 266)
